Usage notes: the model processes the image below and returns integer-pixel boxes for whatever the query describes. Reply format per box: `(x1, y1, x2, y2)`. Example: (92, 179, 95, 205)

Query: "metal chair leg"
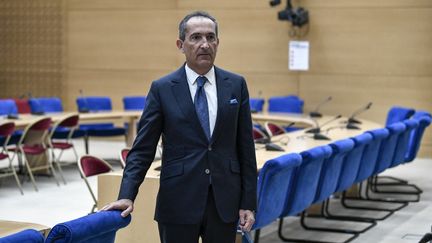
(278, 215, 358, 243)
(253, 229, 260, 243)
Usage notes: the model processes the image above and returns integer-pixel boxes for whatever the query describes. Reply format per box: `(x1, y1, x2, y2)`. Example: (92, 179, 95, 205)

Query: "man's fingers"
(121, 205, 133, 217)
(239, 211, 246, 226)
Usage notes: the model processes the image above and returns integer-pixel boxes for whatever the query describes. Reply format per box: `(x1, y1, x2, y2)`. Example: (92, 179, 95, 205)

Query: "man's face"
(177, 17, 219, 75)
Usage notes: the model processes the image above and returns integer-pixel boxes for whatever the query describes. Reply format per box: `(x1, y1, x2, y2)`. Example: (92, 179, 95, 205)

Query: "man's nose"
(200, 38, 210, 48)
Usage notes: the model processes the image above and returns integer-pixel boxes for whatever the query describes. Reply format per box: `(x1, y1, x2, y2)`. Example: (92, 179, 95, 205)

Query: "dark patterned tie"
(194, 76, 210, 140)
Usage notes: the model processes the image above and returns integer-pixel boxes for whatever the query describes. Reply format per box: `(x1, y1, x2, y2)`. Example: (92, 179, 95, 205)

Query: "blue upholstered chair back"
(281, 145, 332, 217)
(249, 98, 265, 113)
(0, 99, 18, 116)
(253, 153, 302, 230)
(314, 139, 354, 203)
(335, 136, 370, 193)
(351, 132, 376, 183)
(385, 106, 415, 126)
(76, 97, 119, 130)
(268, 95, 304, 114)
(76, 97, 113, 112)
(29, 97, 63, 113)
(373, 123, 406, 175)
(0, 229, 44, 243)
(123, 96, 146, 111)
(405, 113, 432, 162)
(390, 119, 418, 167)
(45, 210, 131, 243)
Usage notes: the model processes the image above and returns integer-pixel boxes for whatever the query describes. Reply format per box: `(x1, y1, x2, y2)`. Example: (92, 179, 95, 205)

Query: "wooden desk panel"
(0, 220, 50, 237)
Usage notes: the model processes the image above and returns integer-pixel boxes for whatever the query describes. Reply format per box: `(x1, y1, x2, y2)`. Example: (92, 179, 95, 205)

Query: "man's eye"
(207, 35, 216, 42)
(191, 35, 201, 41)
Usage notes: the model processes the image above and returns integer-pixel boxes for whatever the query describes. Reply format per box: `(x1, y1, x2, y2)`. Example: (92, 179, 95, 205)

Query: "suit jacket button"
(205, 169, 210, 174)
(208, 146, 212, 151)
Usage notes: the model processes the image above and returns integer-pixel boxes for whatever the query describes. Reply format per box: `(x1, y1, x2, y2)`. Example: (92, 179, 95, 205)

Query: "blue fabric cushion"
(282, 145, 332, 217)
(351, 133, 375, 182)
(385, 106, 415, 126)
(315, 139, 354, 203)
(0, 229, 44, 243)
(253, 153, 302, 230)
(335, 138, 366, 193)
(363, 129, 390, 178)
(249, 98, 265, 112)
(390, 119, 418, 167)
(374, 123, 406, 174)
(268, 96, 304, 114)
(405, 116, 431, 162)
(76, 97, 113, 112)
(0, 99, 18, 116)
(45, 211, 131, 243)
(52, 127, 86, 139)
(123, 96, 146, 111)
(29, 97, 63, 113)
(0, 130, 22, 146)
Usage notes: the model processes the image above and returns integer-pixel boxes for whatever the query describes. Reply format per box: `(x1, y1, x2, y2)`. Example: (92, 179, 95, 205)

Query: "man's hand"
(100, 199, 134, 218)
(238, 209, 255, 232)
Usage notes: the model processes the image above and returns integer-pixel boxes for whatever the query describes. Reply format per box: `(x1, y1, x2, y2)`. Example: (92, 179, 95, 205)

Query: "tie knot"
(196, 76, 207, 88)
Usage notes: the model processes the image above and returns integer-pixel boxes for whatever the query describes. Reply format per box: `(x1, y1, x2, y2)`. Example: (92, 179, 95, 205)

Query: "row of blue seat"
(252, 111, 431, 242)
(0, 210, 131, 243)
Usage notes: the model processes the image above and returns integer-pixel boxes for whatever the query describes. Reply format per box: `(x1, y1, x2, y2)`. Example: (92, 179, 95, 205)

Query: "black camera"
(270, 0, 309, 27)
(277, 7, 309, 27)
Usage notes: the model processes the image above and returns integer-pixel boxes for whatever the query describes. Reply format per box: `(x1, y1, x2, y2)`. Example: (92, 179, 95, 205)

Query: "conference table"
(95, 113, 382, 243)
(2, 111, 318, 148)
(3, 111, 143, 147)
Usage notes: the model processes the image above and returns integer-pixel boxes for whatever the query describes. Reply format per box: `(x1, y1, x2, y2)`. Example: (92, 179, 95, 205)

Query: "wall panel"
(68, 10, 179, 71)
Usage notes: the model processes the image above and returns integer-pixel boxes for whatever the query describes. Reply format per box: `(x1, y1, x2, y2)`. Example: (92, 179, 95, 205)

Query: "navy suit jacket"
(118, 65, 257, 224)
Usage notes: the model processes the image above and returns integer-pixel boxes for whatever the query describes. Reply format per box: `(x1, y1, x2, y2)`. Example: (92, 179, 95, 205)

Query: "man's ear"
(176, 40, 184, 53)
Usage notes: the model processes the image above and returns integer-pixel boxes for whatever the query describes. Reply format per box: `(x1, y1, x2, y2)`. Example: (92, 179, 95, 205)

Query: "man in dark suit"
(103, 11, 257, 243)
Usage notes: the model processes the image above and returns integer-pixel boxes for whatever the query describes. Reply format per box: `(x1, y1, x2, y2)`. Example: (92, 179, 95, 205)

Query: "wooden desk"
(98, 161, 161, 243)
(0, 220, 50, 237)
(97, 115, 382, 243)
(2, 111, 142, 146)
(252, 112, 315, 128)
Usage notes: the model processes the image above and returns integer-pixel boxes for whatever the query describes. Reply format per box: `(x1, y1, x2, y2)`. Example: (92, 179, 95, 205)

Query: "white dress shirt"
(185, 64, 218, 136)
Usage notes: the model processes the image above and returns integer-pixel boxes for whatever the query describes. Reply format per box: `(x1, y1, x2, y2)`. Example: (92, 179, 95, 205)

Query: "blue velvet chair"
(28, 97, 63, 114)
(268, 95, 304, 132)
(390, 119, 418, 168)
(76, 96, 126, 154)
(45, 210, 131, 243)
(385, 106, 415, 126)
(268, 95, 304, 114)
(249, 98, 265, 113)
(0, 99, 19, 116)
(122, 96, 146, 111)
(278, 145, 351, 242)
(373, 122, 406, 175)
(252, 153, 302, 243)
(405, 111, 432, 162)
(0, 229, 44, 243)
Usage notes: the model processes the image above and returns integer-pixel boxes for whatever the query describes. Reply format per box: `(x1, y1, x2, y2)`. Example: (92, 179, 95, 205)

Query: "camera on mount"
(270, 0, 309, 28)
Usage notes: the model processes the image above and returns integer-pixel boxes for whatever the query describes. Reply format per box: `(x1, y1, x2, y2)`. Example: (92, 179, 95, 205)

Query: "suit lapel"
(170, 66, 208, 141)
(211, 67, 231, 144)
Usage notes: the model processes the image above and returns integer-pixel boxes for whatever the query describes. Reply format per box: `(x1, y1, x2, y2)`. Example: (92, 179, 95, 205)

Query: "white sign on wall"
(289, 41, 309, 71)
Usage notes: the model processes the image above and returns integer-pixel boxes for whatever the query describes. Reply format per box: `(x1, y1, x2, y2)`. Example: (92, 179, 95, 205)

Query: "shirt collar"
(185, 64, 215, 86)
